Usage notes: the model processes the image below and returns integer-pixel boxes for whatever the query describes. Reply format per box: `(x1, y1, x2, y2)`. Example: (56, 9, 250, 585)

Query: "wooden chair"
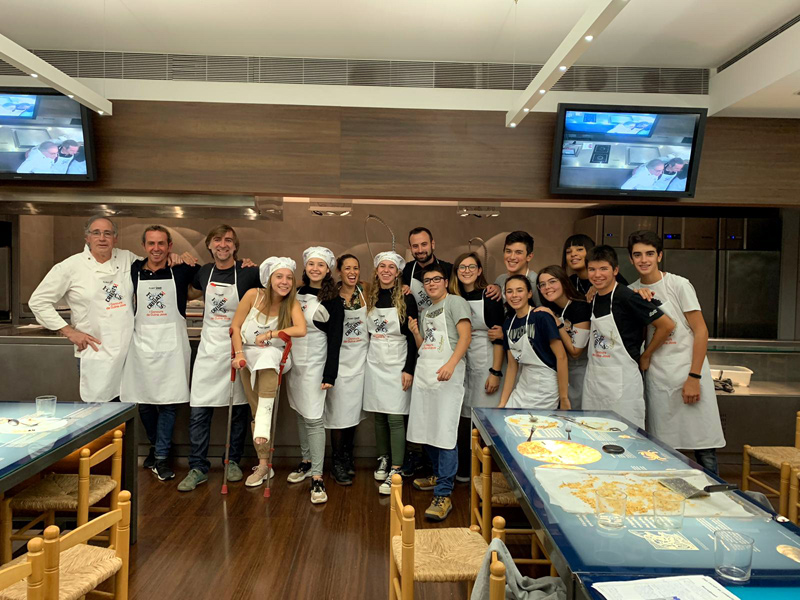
(470, 429, 556, 575)
(1, 431, 123, 564)
(0, 490, 131, 600)
(790, 467, 799, 525)
(389, 473, 505, 600)
(0, 538, 44, 600)
(742, 412, 800, 516)
(488, 555, 505, 600)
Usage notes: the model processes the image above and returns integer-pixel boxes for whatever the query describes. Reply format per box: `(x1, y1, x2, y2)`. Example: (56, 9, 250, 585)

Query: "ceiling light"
(539, 89, 546, 94)
(67, 95, 74, 98)
(584, 35, 594, 42)
(98, 110, 104, 115)
(509, 122, 517, 128)
(309, 200, 353, 217)
(30, 73, 38, 78)
(559, 65, 567, 71)
(523, 108, 530, 113)
(457, 202, 501, 218)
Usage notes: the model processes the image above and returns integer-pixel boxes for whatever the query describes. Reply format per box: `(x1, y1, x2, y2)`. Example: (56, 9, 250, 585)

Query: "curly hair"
(366, 270, 406, 323)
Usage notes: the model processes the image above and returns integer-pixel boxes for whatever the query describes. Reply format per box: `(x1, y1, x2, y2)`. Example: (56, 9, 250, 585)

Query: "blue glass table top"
(0, 402, 135, 483)
(473, 408, 800, 583)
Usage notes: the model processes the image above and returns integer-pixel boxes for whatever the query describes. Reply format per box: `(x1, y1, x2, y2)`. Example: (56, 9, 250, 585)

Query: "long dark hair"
(449, 252, 489, 296)
(302, 270, 338, 302)
(537, 265, 586, 313)
(561, 234, 595, 270)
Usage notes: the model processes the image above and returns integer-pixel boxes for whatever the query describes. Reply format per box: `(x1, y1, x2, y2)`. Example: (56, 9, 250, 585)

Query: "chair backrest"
(389, 474, 415, 600)
(489, 551, 506, 600)
(795, 411, 800, 449)
(0, 537, 44, 600)
(77, 430, 123, 527)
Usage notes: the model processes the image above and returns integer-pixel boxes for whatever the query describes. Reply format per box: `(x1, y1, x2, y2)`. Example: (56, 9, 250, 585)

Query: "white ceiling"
(1, 0, 798, 69)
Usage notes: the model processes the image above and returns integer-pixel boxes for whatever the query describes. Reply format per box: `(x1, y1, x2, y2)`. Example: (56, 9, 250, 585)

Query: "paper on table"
(535, 469, 752, 518)
(592, 575, 740, 600)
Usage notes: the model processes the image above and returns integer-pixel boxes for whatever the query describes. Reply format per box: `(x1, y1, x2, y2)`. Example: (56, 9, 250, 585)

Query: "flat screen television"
(0, 87, 96, 181)
(550, 103, 707, 198)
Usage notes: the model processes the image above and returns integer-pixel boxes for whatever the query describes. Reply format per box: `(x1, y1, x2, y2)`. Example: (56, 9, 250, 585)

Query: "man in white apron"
(120, 226, 200, 481)
(407, 264, 471, 522)
(628, 231, 725, 473)
(178, 225, 263, 492)
(29, 215, 138, 403)
(583, 246, 674, 430)
(401, 226, 452, 478)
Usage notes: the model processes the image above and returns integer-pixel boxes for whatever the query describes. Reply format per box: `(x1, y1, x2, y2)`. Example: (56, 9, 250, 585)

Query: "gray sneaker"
(226, 461, 243, 482)
(177, 468, 208, 492)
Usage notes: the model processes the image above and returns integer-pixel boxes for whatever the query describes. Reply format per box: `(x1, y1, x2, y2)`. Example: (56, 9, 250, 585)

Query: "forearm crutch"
(222, 341, 246, 495)
(265, 331, 293, 498)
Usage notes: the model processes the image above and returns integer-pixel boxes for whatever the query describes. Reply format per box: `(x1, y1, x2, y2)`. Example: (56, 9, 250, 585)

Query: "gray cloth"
(495, 272, 541, 307)
(471, 538, 566, 600)
(420, 294, 472, 350)
(296, 413, 325, 476)
(744, 490, 772, 512)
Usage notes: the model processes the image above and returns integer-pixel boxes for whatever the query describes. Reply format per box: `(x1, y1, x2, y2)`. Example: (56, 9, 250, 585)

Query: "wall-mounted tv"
(550, 103, 707, 198)
(0, 87, 96, 182)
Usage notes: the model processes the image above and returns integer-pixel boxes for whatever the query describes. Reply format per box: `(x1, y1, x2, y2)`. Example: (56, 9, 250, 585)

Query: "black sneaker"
(401, 451, 429, 478)
(151, 459, 175, 481)
(143, 447, 156, 470)
(287, 461, 313, 483)
(332, 459, 353, 486)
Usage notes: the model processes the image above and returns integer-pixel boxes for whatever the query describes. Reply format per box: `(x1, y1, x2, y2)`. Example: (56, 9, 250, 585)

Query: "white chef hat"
(302, 246, 336, 271)
(259, 256, 297, 286)
(373, 251, 406, 271)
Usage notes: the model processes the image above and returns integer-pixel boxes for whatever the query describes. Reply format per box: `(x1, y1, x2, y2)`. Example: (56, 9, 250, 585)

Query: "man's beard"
(415, 250, 432, 264)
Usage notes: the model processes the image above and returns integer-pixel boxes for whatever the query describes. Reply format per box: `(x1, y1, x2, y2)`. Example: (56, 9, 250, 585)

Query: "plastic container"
(708, 365, 753, 387)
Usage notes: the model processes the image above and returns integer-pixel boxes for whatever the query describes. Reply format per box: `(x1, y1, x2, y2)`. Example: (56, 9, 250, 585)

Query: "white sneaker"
(310, 479, 328, 504)
(455, 474, 471, 484)
(379, 468, 402, 495)
(374, 455, 390, 481)
(245, 465, 275, 487)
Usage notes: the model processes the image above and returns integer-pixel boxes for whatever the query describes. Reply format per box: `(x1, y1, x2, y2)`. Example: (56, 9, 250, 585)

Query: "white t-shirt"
(629, 271, 701, 329)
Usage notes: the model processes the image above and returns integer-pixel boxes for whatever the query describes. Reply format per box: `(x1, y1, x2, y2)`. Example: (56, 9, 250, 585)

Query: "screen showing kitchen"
(0, 92, 87, 176)
(558, 108, 700, 193)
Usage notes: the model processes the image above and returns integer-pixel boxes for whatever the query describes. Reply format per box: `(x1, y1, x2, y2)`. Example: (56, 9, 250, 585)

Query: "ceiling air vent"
(718, 13, 800, 72)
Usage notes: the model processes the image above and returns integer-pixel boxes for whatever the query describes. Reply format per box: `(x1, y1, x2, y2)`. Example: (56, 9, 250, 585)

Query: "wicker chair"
(0, 538, 43, 600)
(790, 467, 800, 525)
(470, 429, 556, 575)
(0, 490, 130, 600)
(1, 430, 123, 565)
(389, 473, 505, 600)
(742, 411, 800, 516)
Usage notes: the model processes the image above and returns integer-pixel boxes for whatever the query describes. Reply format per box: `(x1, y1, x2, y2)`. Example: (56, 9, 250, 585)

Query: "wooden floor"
(130, 458, 474, 600)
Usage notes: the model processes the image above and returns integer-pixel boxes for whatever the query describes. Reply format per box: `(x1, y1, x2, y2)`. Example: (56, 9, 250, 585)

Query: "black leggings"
(331, 426, 356, 458)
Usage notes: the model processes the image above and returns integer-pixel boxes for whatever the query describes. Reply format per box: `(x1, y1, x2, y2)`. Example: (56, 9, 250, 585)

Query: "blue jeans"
(694, 448, 719, 475)
(425, 445, 458, 497)
(138, 404, 179, 460)
(188, 405, 249, 473)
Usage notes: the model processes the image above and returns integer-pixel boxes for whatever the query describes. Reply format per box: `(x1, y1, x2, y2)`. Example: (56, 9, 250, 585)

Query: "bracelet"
(488, 368, 503, 378)
(688, 372, 701, 379)
(234, 351, 243, 355)
(557, 322, 565, 330)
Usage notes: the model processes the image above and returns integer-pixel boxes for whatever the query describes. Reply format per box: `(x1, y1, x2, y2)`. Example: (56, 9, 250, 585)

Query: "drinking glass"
(596, 488, 626, 529)
(714, 530, 754, 583)
(35, 395, 57, 418)
(653, 489, 685, 529)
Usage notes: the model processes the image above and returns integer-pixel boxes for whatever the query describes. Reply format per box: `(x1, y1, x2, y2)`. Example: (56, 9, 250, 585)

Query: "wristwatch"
(557, 322, 565, 330)
(488, 368, 503, 378)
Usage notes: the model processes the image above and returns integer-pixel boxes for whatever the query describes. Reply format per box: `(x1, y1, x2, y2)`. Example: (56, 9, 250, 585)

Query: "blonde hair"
(366, 270, 406, 323)
(255, 271, 298, 330)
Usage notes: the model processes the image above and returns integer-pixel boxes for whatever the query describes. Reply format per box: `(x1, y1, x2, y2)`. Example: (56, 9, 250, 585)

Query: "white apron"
(409, 261, 433, 312)
(407, 295, 466, 449)
(562, 301, 588, 411)
(640, 274, 725, 449)
(120, 268, 190, 405)
(506, 309, 559, 410)
(324, 289, 368, 429)
(363, 305, 411, 415)
(189, 267, 246, 407)
(286, 292, 328, 420)
(462, 293, 499, 417)
(239, 290, 292, 387)
(583, 284, 645, 429)
(79, 271, 134, 403)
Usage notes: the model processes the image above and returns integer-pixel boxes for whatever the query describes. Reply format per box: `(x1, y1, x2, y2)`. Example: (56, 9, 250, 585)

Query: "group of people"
(14, 139, 87, 175)
(620, 157, 687, 191)
(28, 215, 725, 522)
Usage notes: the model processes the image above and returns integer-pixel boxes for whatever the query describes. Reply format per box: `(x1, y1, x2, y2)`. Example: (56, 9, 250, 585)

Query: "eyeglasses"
(457, 264, 479, 272)
(423, 276, 445, 285)
(537, 278, 559, 290)
(88, 230, 115, 238)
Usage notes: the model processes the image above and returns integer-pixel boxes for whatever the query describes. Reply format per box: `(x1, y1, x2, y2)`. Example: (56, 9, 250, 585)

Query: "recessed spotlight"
(584, 35, 594, 42)
(98, 110, 104, 115)
(509, 122, 517, 128)
(67, 95, 74, 98)
(559, 65, 567, 72)
(539, 89, 546, 94)
(523, 108, 530, 113)
(30, 73, 38, 78)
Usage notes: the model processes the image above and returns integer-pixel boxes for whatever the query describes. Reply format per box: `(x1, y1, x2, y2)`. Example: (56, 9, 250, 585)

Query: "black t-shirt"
(297, 285, 345, 386)
(562, 300, 592, 327)
(591, 284, 663, 361)
(131, 261, 200, 318)
(402, 257, 453, 286)
(570, 272, 628, 298)
(191, 261, 262, 299)
(462, 289, 505, 346)
(374, 287, 419, 375)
